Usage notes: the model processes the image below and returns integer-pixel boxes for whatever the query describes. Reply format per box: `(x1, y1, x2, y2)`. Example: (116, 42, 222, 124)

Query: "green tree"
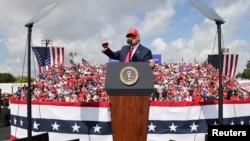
(236, 60, 250, 79)
(15, 76, 35, 83)
(0, 73, 16, 83)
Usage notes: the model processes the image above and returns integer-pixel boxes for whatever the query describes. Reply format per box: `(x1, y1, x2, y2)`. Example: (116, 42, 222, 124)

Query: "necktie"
(125, 47, 133, 63)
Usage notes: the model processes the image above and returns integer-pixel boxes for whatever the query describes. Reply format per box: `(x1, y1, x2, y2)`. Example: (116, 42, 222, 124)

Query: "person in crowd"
(101, 28, 155, 68)
(0, 98, 10, 140)
(0, 98, 10, 127)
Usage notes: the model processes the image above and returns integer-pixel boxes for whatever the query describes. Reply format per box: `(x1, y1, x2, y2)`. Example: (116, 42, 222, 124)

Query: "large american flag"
(208, 54, 239, 78)
(10, 100, 250, 141)
(32, 47, 64, 73)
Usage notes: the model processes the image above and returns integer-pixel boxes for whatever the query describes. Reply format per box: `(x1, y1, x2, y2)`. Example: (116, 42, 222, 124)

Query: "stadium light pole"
(41, 39, 53, 47)
(69, 52, 77, 61)
(190, 0, 225, 125)
(24, 2, 58, 141)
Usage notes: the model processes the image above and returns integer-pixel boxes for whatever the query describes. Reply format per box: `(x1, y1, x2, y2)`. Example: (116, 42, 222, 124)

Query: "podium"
(105, 62, 154, 141)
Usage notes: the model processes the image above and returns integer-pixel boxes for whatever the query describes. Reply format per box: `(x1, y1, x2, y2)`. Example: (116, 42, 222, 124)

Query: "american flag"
(10, 100, 250, 141)
(82, 58, 87, 63)
(32, 47, 64, 73)
(208, 54, 239, 78)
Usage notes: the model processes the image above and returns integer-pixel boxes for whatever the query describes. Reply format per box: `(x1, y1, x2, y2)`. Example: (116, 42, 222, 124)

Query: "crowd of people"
(1, 60, 249, 103)
(3, 28, 247, 103)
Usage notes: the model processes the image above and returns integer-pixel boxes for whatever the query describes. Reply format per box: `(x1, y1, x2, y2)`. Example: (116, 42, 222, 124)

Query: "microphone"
(127, 38, 132, 45)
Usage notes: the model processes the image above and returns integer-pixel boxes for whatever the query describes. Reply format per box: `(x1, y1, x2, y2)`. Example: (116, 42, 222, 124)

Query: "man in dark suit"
(0, 98, 10, 127)
(102, 28, 155, 68)
(0, 98, 11, 140)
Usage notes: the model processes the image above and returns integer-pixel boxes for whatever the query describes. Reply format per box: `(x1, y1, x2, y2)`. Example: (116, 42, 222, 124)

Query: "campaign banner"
(10, 100, 250, 141)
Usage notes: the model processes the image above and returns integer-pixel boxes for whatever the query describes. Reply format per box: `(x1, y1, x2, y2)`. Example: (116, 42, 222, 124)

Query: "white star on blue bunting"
(14, 117, 17, 125)
(190, 122, 198, 132)
(33, 121, 40, 130)
(148, 122, 156, 132)
(71, 123, 81, 132)
(169, 122, 178, 132)
(20, 119, 23, 127)
(93, 124, 102, 133)
(230, 120, 235, 125)
(240, 120, 244, 125)
(52, 121, 60, 131)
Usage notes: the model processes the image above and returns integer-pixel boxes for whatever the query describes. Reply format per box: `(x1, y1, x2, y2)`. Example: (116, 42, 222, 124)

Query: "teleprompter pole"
(25, 23, 33, 141)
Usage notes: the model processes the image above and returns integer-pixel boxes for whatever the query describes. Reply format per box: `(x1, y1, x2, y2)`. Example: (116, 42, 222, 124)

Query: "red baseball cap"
(126, 28, 139, 37)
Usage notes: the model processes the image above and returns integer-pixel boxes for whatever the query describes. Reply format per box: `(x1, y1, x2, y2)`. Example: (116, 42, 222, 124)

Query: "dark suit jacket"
(0, 126, 10, 140)
(0, 106, 10, 128)
(102, 44, 153, 62)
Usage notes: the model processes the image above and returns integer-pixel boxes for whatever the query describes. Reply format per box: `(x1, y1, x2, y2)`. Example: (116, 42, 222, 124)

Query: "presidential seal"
(120, 66, 139, 86)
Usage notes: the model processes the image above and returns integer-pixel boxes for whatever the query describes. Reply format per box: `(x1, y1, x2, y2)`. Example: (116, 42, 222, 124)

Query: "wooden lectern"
(105, 62, 154, 141)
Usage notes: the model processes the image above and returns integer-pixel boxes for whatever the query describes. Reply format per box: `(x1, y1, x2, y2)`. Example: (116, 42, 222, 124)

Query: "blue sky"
(0, 0, 249, 77)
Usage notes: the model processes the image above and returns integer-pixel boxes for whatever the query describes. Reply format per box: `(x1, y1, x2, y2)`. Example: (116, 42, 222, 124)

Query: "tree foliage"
(15, 76, 35, 83)
(0, 73, 16, 83)
(0, 73, 35, 83)
(236, 60, 250, 79)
